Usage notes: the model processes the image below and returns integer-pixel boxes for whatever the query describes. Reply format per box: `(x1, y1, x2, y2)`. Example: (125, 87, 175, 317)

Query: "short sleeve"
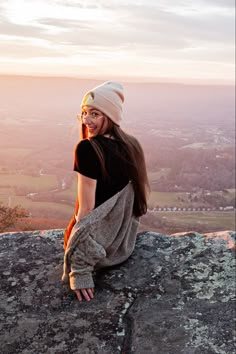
(73, 139, 99, 179)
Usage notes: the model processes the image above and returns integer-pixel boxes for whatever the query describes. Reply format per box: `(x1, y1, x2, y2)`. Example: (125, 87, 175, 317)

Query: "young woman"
(62, 81, 149, 302)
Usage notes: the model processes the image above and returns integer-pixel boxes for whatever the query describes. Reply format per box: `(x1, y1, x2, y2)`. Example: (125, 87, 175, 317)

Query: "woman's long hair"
(79, 118, 150, 217)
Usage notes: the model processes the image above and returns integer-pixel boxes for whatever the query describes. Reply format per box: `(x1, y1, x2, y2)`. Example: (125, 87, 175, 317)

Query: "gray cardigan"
(62, 182, 139, 290)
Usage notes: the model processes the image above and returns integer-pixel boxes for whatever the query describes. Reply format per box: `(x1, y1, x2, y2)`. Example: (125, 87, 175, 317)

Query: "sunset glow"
(0, 0, 235, 83)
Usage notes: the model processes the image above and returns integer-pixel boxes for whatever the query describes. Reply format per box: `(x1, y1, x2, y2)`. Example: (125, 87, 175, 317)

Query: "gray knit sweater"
(62, 182, 139, 290)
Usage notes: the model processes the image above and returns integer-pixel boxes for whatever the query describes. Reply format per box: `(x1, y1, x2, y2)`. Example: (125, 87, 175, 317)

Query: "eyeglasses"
(77, 111, 104, 123)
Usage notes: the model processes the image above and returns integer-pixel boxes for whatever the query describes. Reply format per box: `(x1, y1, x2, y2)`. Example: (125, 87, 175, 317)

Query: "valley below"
(0, 75, 235, 233)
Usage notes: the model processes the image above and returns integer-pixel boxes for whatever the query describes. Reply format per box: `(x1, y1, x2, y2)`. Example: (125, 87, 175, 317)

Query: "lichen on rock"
(0, 229, 235, 354)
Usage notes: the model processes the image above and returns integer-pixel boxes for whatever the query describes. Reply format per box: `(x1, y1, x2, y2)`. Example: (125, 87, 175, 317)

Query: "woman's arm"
(75, 172, 97, 221)
(64, 172, 96, 249)
(74, 172, 97, 301)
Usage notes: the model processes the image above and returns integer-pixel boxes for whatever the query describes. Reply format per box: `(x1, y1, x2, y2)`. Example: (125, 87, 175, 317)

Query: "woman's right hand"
(74, 288, 94, 302)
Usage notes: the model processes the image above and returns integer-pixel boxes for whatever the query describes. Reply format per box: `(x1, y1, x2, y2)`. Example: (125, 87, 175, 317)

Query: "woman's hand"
(74, 288, 94, 302)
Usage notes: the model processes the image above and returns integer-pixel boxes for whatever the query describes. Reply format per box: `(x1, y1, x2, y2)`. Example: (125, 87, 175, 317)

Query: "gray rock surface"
(0, 229, 235, 354)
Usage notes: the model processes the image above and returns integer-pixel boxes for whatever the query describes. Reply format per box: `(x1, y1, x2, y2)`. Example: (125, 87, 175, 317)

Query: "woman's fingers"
(74, 288, 95, 302)
(87, 288, 94, 299)
(81, 288, 94, 301)
(74, 289, 82, 301)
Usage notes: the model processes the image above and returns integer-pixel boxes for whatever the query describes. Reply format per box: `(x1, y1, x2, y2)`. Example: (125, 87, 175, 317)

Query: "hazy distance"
(0, 74, 235, 233)
(0, 74, 235, 127)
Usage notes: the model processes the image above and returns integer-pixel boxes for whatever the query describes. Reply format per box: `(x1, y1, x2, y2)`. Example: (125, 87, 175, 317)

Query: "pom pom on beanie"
(81, 81, 124, 125)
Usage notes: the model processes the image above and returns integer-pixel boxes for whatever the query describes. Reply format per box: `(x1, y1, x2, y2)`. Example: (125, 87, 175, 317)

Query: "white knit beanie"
(81, 81, 124, 125)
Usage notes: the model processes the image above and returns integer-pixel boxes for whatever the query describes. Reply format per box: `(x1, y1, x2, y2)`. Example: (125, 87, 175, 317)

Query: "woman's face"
(81, 105, 108, 137)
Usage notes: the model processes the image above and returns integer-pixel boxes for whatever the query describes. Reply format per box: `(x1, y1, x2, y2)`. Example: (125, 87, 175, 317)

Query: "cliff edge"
(0, 229, 235, 354)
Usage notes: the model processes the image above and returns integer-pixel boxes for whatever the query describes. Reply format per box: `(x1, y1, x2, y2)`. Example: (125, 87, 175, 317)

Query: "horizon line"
(0, 73, 235, 88)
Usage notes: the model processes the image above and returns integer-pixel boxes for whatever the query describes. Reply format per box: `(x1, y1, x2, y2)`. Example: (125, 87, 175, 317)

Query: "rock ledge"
(0, 229, 235, 354)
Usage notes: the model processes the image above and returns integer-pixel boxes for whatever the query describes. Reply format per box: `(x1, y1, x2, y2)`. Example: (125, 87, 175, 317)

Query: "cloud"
(116, 4, 235, 43)
(4, 4, 233, 49)
(53, 0, 236, 10)
(202, 0, 235, 8)
(1, 1, 234, 47)
(0, 19, 47, 38)
(0, 36, 65, 58)
(0, 0, 234, 81)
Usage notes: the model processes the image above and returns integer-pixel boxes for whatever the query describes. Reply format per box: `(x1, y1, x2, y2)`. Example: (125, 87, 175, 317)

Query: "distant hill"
(0, 74, 234, 126)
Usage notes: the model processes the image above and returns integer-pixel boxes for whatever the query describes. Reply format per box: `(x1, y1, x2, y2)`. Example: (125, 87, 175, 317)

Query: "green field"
(0, 174, 58, 192)
(160, 211, 235, 229)
(148, 191, 186, 208)
(0, 170, 235, 233)
(141, 211, 235, 234)
(10, 196, 74, 218)
(148, 189, 235, 208)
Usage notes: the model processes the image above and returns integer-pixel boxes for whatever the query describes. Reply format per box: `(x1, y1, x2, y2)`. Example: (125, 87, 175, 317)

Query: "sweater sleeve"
(69, 234, 106, 290)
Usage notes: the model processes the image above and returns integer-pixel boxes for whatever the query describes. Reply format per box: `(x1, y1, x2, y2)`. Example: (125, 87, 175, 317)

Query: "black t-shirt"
(74, 136, 130, 208)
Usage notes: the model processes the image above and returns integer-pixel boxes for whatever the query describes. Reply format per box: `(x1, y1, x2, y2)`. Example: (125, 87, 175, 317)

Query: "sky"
(0, 0, 235, 83)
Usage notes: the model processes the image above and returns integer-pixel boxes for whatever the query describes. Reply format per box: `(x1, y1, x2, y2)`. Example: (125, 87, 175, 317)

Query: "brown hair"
(79, 118, 150, 217)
